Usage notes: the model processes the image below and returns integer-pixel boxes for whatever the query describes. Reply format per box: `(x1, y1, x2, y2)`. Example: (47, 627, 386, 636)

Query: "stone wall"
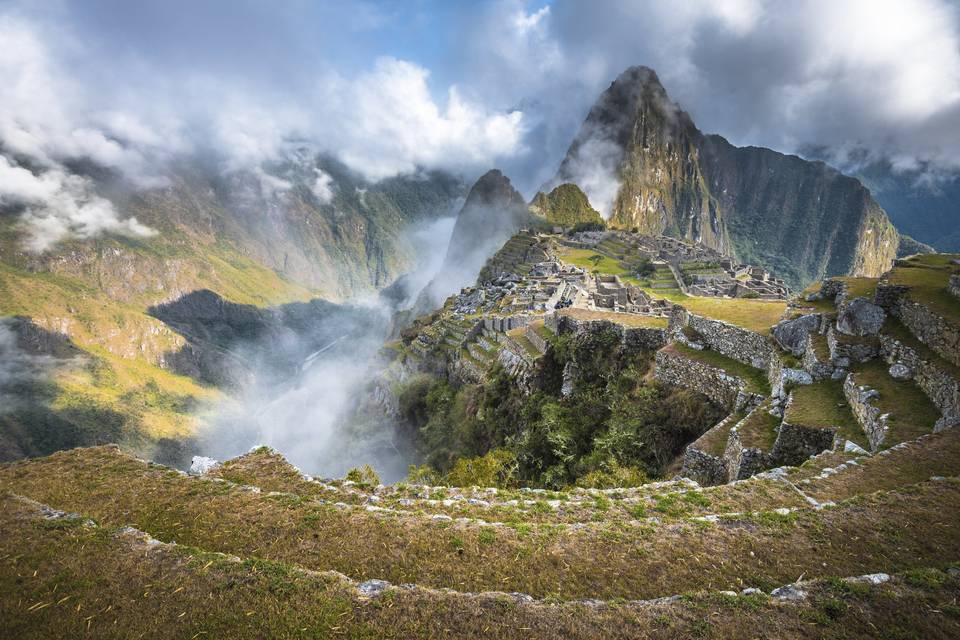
(525, 325, 550, 353)
(679, 447, 727, 487)
(801, 336, 835, 381)
(827, 325, 879, 366)
(483, 315, 531, 332)
(771, 420, 837, 466)
(679, 413, 739, 486)
(553, 314, 668, 352)
(843, 372, 888, 451)
(879, 332, 959, 419)
(874, 283, 908, 311)
(655, 348, 763, 412)
(669, 307, 775, 369)
(894, 298, 960, 368)
(724, 411, 776, 481)
(950, 275, 960, 300)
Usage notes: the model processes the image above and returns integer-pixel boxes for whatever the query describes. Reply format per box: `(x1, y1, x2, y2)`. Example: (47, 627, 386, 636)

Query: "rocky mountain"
(402, 169, 532, 316)
(443, 169, 530, 270)
(802, 149, 960, 253)
(551, 66, 901, 288)
(529, 183, 603, 228)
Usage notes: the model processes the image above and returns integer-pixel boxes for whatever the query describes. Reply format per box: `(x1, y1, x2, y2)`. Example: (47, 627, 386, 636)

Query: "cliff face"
(552, 66, 900, 287)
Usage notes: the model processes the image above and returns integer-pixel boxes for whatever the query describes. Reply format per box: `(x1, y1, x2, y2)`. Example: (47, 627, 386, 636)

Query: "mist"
(190, 213, 465, 482)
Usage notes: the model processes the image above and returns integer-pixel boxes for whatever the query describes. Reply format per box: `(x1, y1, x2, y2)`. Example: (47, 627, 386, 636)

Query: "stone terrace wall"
(879, 333, 960, 419)
(894, 298, 960, 368)
(669, 307, 774, 369)
(843, 373, 888, 451)
(552, 314, 668, 352)
(655, 348, 762, 411)
(680, 413, 740, 486)
(773, 392, 840, 464)
(724, 411, 776, 481)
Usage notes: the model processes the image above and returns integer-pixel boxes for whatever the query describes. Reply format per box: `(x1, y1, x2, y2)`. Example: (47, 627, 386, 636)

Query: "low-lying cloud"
(0, 9, 526, 250)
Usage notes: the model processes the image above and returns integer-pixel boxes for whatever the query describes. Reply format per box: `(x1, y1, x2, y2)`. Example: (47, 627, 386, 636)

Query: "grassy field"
(736, 405, 780, 451)
(556, 247, 642, 284)
(835, 277, 880, 300)
(853, 360, 942, 446)
(642, 288, 786, 334)
(785, 380, 866, 448)
(888, 254, 960, 325)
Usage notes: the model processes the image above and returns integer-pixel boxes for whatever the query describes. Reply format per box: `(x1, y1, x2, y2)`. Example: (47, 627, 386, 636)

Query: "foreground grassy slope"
(2, 446, 959, 601)
(3, 492, 959, 640)
(4, 493, 959, 639)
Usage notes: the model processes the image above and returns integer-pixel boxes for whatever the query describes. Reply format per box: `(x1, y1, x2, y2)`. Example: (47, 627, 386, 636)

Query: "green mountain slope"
(0, 154, 464, 461)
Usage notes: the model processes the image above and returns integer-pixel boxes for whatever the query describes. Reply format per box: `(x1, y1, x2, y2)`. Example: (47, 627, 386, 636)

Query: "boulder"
(888, 362, 912, 380)
(189, 456, 220, 475)
(772, 314, 820, 356)
(357, 579, 391, 597)
(836, 298, 886, 336)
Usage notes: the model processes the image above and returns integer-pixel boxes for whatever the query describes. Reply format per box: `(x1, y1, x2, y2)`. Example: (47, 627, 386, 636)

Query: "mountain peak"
(463, 169, 525, 209)
(550, 65, 899, 286)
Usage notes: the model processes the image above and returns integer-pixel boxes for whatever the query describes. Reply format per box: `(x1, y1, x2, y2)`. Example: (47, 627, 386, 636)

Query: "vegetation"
(853, 360, 942, 445)
(399, 330, 723, 488)
(785, 380, 866, 448)
(888, 254, 960, 325)
(529, 183, 604, 228)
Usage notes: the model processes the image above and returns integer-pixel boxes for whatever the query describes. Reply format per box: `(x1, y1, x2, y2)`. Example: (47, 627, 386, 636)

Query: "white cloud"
(314, 57, 526, 181)
(312, 168, 334, 204)
(0, 156, 155, 252)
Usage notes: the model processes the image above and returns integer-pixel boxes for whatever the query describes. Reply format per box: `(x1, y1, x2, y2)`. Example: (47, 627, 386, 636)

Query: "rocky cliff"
(552, 66, 900, 287)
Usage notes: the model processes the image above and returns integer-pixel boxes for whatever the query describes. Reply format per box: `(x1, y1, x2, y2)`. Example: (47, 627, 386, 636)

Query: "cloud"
(311, 168, 335, 204)
(447, 0, 960, 190)
(0, 156, 156, 252)
(313, 58, 526, 181)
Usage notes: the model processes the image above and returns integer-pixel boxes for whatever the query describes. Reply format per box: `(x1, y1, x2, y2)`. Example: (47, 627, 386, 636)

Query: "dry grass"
(4, 494, 960, 640)
(803, 428, 960, 504)
(2, 447, 959, 603)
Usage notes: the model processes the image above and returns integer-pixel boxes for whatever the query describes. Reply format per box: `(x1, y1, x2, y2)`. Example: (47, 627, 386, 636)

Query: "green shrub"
(345, 464, 380, 486)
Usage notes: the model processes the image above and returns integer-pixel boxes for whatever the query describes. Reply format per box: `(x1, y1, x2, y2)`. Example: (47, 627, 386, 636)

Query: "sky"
(1, 0, 959, 238)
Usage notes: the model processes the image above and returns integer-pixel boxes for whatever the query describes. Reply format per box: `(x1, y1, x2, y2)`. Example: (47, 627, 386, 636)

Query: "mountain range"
(0, 64, 948, 464)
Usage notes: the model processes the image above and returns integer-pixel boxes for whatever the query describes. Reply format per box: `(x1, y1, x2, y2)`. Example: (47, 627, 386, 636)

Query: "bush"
(345, 464, 381, 486)
(577, 462, 649, 489)
(444, 449, 518, 488)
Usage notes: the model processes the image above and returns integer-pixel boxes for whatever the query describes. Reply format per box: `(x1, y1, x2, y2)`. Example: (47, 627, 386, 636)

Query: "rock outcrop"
(550, 66, 900, 288)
